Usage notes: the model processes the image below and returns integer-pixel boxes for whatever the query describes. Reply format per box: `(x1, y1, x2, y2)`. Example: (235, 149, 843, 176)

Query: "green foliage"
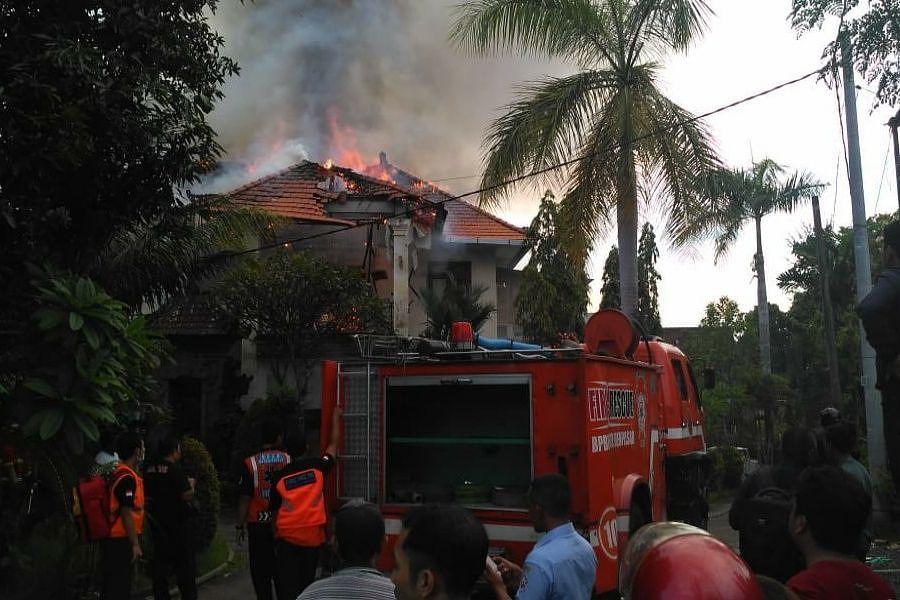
(0, 1, 238, 324)
(597, 224, 662, 334)
(599, 246, 621, 309)
(708, 446, 746, 490)
(5, 515, 92, 600)
(417, 275, 496, 339)
(216, 251, 390, 402)
(690, 158, 824, 377)
(637, 223, 662, 335)
(180, 436, 220, 551)
(450, 0, 720, 315)
(515, 191, 590, 344)
(8, 269, 166, 454)
(694, 159, 824, 262)
(775, 212, 898, 422)
(90, 197, 278, 310)
(791, 0, 900, 107)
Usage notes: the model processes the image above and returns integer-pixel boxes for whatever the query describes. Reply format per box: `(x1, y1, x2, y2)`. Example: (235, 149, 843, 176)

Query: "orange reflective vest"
(244, 450, 290, 523)
(109, 464, 144, 537)
(274, 468, 327, 546)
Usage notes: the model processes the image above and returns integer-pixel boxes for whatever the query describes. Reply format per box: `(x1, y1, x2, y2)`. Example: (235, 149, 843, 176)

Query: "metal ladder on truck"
(335, 362, 380, 502)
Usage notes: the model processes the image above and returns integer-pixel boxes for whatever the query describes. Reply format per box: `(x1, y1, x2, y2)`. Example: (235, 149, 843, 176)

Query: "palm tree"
(696, 158, 823, 375)
(451, 0, 719, 316)
(89, 196, 276, 310)
(416, 274, 496, 339)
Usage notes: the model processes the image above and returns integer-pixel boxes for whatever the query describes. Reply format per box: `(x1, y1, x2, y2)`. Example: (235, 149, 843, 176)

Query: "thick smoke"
(202, 0, 570, 207)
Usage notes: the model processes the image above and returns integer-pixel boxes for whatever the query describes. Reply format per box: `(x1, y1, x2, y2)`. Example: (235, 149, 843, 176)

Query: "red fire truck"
(320, 309, 709, 595)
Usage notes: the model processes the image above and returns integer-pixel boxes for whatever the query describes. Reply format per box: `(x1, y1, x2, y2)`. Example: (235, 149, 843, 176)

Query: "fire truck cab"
(320, 309, 709, 595)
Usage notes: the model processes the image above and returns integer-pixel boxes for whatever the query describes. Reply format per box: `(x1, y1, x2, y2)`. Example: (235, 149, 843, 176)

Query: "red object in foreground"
(620, 522, 762, 600)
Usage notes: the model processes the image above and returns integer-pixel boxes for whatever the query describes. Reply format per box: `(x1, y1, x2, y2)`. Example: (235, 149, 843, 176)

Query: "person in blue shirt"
(485, 474, 597, 599)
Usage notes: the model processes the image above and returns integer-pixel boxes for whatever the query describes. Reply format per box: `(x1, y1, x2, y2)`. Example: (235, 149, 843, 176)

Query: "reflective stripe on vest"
(274, 468, 326, 545)
(245, 450, 291, 523)
(109, 464, 144, 537)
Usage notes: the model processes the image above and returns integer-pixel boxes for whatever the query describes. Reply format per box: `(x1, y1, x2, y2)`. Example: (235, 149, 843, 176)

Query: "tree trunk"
(754, 216, 773, 375)
(617, 155, 639, 317)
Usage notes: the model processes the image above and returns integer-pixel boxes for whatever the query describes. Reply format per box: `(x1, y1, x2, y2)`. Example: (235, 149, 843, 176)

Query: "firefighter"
(237, 420, 291, 600)
(145, 434, 197, 600)
(269, 406, 343, 600)
(102, 432, 145, 600)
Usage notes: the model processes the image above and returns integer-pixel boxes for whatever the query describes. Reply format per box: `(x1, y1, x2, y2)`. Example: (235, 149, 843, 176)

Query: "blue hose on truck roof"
(474, 335, 542, 350)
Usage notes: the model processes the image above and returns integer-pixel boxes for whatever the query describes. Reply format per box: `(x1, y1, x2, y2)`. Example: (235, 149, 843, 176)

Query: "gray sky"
(207, 0, 898, 326)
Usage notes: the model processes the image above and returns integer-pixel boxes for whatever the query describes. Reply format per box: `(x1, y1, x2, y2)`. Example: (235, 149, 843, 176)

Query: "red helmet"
(619, 522, 763, 600)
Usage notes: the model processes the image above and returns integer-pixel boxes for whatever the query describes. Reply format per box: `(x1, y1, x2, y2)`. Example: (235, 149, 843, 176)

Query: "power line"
(874, 134, 891, 214)
(221, 66, 824, 260)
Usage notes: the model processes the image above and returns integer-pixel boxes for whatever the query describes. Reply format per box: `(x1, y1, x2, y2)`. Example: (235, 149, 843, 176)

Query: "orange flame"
(326, 109, 368, 172)
(325, 108, 396, 184)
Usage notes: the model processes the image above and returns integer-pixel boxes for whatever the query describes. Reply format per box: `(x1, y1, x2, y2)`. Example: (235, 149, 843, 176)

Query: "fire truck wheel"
(629, 498, 649, 536)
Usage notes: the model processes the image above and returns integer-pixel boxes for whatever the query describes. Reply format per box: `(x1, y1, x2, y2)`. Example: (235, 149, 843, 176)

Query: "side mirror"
(702, 368, 716, 390)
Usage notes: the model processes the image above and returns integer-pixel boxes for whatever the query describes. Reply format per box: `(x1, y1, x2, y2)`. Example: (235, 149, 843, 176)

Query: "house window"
(428, 261, 471, 294)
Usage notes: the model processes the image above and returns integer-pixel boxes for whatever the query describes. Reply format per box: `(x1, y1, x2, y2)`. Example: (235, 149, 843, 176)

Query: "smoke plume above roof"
(202, 0, 569, 199)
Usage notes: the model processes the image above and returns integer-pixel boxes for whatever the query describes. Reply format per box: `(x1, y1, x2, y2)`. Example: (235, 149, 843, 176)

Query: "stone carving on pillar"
(391, 218, 412, 336)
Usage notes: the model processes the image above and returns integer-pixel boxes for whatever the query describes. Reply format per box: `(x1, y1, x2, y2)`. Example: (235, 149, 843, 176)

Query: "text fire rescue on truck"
(319, 309, 709, 595)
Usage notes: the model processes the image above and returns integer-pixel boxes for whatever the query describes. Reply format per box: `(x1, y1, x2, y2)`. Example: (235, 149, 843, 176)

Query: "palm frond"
(629, 71, 719, 247)
(769, 170, 826, 213)
(627, 0, 712, 62)
(92, 199, 278, 309)
(450, 0, 616, 65)
(556, 98, 624, 260)
(478, 70, 619, 206)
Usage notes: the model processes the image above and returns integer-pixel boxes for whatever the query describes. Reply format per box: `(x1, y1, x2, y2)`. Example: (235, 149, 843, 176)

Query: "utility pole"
(888, 108, 900, 211)
(811, 195, 842, 410)
(841, 36, 887, 516)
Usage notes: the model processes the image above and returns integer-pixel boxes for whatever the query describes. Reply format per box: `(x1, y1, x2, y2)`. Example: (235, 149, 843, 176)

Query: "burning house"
(152, 154, 528, 440)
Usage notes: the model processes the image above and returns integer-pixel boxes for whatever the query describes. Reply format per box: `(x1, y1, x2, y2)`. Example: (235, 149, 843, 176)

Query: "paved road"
(198, 502, 738, 599)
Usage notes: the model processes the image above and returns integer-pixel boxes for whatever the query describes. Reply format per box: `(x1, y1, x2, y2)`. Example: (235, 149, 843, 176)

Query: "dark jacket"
(728, 462, 805, 531)
(858, 267, 900, 389)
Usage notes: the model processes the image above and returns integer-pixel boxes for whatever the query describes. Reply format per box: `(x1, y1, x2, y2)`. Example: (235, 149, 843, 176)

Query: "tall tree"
(791, 0, 900, 107)
(216, 251, 390, 404)
(637, 223, 662, 334)
(694, 159, 822, 375)
(0, 1, 238, 322)
(515, 191, 590, 344)
(451, 0, 719, 317)
(599, 246, 621, 309)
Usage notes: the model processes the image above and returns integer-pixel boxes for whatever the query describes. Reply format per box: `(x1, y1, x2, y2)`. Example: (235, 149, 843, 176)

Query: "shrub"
(180, 436, 220, 550)
(709, 446, 746, 490)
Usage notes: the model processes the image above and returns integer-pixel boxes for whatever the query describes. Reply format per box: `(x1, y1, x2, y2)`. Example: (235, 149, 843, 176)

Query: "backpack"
(72, 470, 127, 542)
(738, 484, 804, 583)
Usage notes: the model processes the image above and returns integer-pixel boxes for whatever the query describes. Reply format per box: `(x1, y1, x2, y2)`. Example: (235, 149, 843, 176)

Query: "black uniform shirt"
(144, 459, 192, 534)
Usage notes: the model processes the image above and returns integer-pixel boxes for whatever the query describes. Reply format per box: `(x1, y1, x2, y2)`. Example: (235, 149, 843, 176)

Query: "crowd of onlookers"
(93, 403, 897, 600)
(726, 410, 893, 599)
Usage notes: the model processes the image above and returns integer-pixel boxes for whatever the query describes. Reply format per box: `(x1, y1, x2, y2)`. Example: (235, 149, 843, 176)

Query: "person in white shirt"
(298, 501, 395, 600)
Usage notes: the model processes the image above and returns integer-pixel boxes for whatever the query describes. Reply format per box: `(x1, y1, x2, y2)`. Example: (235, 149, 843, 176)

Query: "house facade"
(155, 156, 528, 428)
